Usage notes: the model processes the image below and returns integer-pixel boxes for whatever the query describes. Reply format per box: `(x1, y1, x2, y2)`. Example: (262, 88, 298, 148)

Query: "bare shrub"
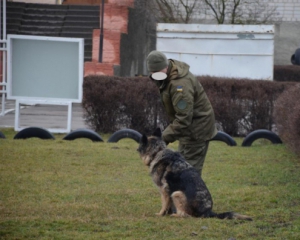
(199, 76, 292, 136)
(83, 75, 294, 138)
(82, 75, 168, 134)
(274, 84, 300, 156)
(274, 65, 300, 82)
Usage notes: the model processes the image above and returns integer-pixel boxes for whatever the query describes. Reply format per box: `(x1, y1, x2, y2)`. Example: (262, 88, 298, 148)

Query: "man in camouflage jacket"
(147, 50, 217, 176)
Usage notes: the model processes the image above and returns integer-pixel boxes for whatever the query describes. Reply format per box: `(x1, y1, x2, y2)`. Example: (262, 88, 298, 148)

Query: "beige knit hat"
(146, 51, 168, 72)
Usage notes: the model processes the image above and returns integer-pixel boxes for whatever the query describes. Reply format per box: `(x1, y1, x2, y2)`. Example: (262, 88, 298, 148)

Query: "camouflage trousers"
(178, 141, 209, 177)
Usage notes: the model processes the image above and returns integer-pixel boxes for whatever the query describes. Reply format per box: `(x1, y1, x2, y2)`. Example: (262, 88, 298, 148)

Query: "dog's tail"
(208, 211, 253, 221)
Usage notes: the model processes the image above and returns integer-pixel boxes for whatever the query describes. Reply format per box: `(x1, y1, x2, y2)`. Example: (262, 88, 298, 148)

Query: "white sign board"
(6, 34, 84, 133)
(7, 34, 84, 102)
(157, 24, 275, 80)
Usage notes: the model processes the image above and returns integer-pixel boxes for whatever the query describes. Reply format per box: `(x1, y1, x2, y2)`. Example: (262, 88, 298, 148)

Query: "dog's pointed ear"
(140, 134, 148, 145)
(153, 128, 162, 138)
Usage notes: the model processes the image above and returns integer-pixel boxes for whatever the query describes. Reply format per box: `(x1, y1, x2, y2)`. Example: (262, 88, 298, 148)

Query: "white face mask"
(151, 72, 167, 81)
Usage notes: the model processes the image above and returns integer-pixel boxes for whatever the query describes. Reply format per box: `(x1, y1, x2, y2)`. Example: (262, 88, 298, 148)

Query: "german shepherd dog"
(137, 128, 252, 220)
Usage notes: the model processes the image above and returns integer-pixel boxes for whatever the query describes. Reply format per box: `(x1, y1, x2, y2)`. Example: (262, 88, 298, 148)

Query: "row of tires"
(0, 127, 282, 147)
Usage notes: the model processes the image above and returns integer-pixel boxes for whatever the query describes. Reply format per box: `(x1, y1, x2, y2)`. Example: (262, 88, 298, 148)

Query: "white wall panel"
(157, 24, 275, 80)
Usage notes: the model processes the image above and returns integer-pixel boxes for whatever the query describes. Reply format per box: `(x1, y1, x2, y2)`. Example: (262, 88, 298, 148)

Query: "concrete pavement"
(0, 99, 90, 131)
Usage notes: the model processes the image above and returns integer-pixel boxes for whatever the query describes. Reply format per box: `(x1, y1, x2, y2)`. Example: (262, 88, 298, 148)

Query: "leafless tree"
(202, 0, 280, 24)
(141, 0, 280, 24)
(241, 1, 280, 24)
(142, 0, 202, 23)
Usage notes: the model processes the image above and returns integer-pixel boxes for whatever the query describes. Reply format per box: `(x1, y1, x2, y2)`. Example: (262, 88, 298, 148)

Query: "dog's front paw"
(155, 212, 164, 216)
(155, 209, 167, 216)
(171, 212, 190, 218)
(166, 208, 173, 215)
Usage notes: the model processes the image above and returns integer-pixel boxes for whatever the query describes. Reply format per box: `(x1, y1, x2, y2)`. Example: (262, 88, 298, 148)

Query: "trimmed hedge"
(82, 76, 167, 134)
(274, 65, 300, 82)
(274, 84, 300, 156)
(82, 75, 295, 137)
(198, 76, 293, 136)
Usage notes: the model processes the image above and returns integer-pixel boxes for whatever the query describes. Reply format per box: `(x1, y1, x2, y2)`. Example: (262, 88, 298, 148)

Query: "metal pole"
(99, 0, 104, 62)
(3, 0, 6, 41)
(1, 0, 7, 116)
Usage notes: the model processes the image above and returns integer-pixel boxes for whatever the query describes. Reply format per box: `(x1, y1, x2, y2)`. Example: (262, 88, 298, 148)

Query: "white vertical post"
(14, 99, 20, 130)
(0, 0, 7, 116)
(67, 102, 72, 132)
(1, 50, 7, 116)
(1, 90, 5, 116)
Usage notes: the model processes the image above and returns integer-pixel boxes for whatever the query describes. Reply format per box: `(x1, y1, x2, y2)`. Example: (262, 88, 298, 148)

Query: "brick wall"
(84, 0, 134, 76)
(107, 0, 134, 7)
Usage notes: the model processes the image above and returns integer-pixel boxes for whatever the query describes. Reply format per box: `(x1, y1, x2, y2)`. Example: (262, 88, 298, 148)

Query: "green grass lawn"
(0, 128, 300, 240)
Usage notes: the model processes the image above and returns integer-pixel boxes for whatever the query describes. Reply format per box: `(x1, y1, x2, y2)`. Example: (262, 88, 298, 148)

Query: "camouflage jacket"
(158, 59, 217, 144)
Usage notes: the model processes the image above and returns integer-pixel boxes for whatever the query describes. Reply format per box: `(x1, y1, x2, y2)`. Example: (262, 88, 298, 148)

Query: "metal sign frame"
(7, 34, 84, 102)
(6, 34, 84, 133)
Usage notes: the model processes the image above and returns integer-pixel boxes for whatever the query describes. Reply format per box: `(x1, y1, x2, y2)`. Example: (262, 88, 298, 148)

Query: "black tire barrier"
(210, 131, 237, 146)
(107, 129, 142, 143)
(14, 127, 55, 140)
(63, 129, 103, 142)
(242, 129, 282, 147)
(0, 131, 5, 139)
